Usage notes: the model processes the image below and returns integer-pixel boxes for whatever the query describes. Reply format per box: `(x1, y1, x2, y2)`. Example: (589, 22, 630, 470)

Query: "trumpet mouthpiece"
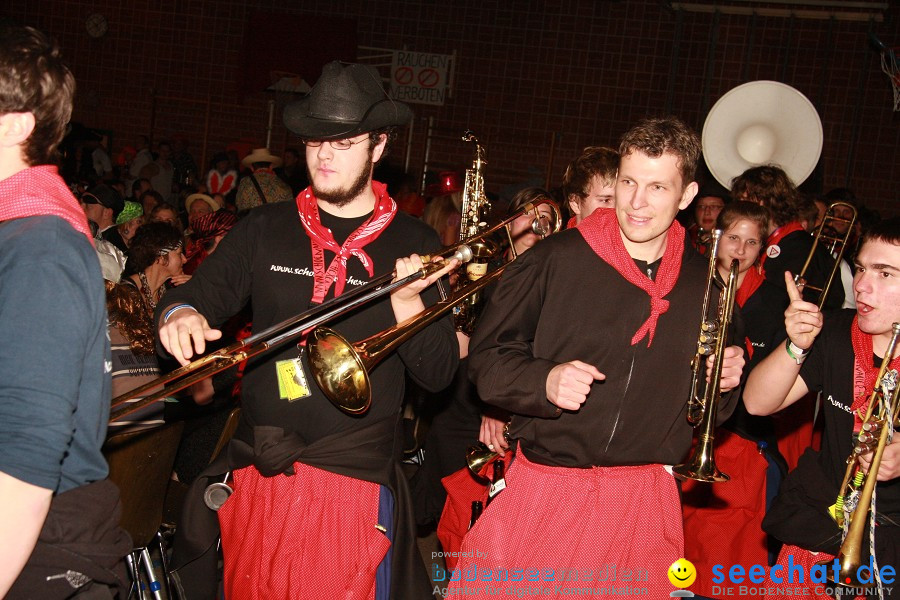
(453, 244, 474, 263)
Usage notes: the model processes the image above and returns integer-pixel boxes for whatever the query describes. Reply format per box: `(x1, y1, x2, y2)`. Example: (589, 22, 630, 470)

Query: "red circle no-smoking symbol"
(394, 67, 414, 85)
(418, 68, 439, 88)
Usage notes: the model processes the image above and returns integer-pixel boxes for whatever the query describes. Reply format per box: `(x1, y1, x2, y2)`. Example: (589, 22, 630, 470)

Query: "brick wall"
(4, 0, 898, 215)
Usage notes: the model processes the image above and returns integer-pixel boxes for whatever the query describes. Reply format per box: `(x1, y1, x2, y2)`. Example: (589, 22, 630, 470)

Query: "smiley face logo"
(668, 558, 697, 588)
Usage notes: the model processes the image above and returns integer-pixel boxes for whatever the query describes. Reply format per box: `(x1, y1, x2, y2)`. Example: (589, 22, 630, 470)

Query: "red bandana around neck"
(736, 264, 765, 308)
(850, 315, 900, 431)
(297, 181, 397, 303)
(0, 165, 94, 246)
(577, 207, 685, 347)
(760, 221, 805, 270)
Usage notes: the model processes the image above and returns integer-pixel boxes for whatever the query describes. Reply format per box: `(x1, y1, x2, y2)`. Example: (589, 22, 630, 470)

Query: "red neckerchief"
(760, 221, 804, 269)
(577, 207, 684, 347)
(0, 165, 94, 246)
(297, 181, 397, 303)
(850, 315, 900, 432)
(736, 264, 765, 308)
(565, 216, 577, 229)
(735, 264, 766, 359)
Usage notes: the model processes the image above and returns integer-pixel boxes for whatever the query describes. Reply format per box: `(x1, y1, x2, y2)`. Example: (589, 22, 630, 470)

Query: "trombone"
(817, 323, 900, 588)
(108, 244, 475, 423)
(672, 229, 739, 483)
(306, 198, 562, 415)
(795, 201, 857, 310)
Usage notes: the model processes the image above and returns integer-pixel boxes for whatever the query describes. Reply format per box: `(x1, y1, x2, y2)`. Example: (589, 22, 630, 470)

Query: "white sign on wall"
(390, 51, 452, 106)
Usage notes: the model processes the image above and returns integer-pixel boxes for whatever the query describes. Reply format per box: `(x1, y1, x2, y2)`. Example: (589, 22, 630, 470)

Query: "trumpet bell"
(465, 443, 499, 480)
(672, 435, 730, 483)
(307, 327, 371, 414)
(815, 554, 875, 589)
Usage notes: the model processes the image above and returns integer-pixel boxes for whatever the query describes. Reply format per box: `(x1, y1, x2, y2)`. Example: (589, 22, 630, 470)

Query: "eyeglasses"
(301, 138, 368, 151)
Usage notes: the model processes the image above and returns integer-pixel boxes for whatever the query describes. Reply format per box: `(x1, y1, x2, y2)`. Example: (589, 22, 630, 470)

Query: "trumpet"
(817, 322, 900, 588)
(672, 229, 739, 483)
(108, 244, 475, 423)
(307, 198, 562, 415)
(795, 201, 857, 310)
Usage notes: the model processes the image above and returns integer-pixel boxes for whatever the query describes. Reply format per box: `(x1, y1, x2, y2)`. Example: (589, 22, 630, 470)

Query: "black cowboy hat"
(283, 62, 412, 140)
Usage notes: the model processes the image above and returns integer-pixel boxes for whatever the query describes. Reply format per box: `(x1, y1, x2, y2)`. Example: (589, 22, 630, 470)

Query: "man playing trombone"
(744, 218, 900, 598)
(157, 62, 459, 599)
(450, 117, 745, 596)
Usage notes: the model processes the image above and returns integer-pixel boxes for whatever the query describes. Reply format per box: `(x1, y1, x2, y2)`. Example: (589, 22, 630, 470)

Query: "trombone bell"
(307, 327, 371, 415)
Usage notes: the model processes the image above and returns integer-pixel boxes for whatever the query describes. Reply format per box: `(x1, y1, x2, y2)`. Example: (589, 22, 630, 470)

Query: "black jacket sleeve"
(467, 249, 563, 419)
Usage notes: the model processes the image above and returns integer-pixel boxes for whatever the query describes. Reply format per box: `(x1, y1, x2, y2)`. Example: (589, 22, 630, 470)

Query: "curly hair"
(730, 165, 799, 228)
(369, 126, 398, 162)
(0, 22, 75, 165)
(618, 117, 701, 186)
(105, 280, 156, 355)
(562, 146, 619, 202)
(127, 221, 184, 273)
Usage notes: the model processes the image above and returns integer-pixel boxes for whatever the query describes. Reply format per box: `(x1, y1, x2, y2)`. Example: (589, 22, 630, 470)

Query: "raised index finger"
(784, 271, 803, 303)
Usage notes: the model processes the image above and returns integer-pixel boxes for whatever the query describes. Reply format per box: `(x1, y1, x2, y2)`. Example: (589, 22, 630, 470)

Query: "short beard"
(311, 143, 375, 208)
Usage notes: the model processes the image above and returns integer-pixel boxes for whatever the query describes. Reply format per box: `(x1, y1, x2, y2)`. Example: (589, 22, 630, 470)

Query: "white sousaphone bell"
(702, 80, 823, 189)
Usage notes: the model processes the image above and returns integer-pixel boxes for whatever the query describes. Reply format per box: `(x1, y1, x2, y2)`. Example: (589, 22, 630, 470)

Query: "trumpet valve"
(697, 342, 714, 355)
(700, 320, 717, 333)
(861, 416, 884, 433)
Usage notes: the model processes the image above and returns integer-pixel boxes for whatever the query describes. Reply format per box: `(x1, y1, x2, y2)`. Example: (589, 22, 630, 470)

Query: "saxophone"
(454, 131, 500, 335)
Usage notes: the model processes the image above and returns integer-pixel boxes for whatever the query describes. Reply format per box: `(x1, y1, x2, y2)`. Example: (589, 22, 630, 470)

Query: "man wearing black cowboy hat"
(158, 61, 459, 599)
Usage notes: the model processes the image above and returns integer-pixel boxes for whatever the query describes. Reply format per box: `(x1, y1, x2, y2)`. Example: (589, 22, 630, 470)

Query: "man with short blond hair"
(450, 117, 745, 597)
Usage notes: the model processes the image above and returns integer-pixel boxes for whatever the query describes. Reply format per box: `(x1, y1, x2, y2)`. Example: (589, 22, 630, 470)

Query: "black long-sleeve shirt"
(469, 227, 738, 468)
(157, 199, 458, 448)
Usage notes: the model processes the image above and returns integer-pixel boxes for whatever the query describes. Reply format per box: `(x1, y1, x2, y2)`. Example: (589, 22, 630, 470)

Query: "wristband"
(163, 304, 195, 323)
(785, 339, 809, 365)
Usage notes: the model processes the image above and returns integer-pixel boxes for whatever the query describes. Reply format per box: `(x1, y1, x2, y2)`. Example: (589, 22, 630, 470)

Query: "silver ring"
(487, 444, 495, 450)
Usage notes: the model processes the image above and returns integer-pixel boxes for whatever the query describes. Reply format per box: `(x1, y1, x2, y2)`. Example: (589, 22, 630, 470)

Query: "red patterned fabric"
(218, 462, 388, 600)
(436, 453, 515, 570)
(850, 315, 900, 431)
(681, 430, 770, 597)
(184, 211, 238, 274)
(768, 545, 865, 599)
(0, 165, 93, 245)
(446, 450, 682, 597)
(577, 207, 685, 347)
(296, 182, 397, 303)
